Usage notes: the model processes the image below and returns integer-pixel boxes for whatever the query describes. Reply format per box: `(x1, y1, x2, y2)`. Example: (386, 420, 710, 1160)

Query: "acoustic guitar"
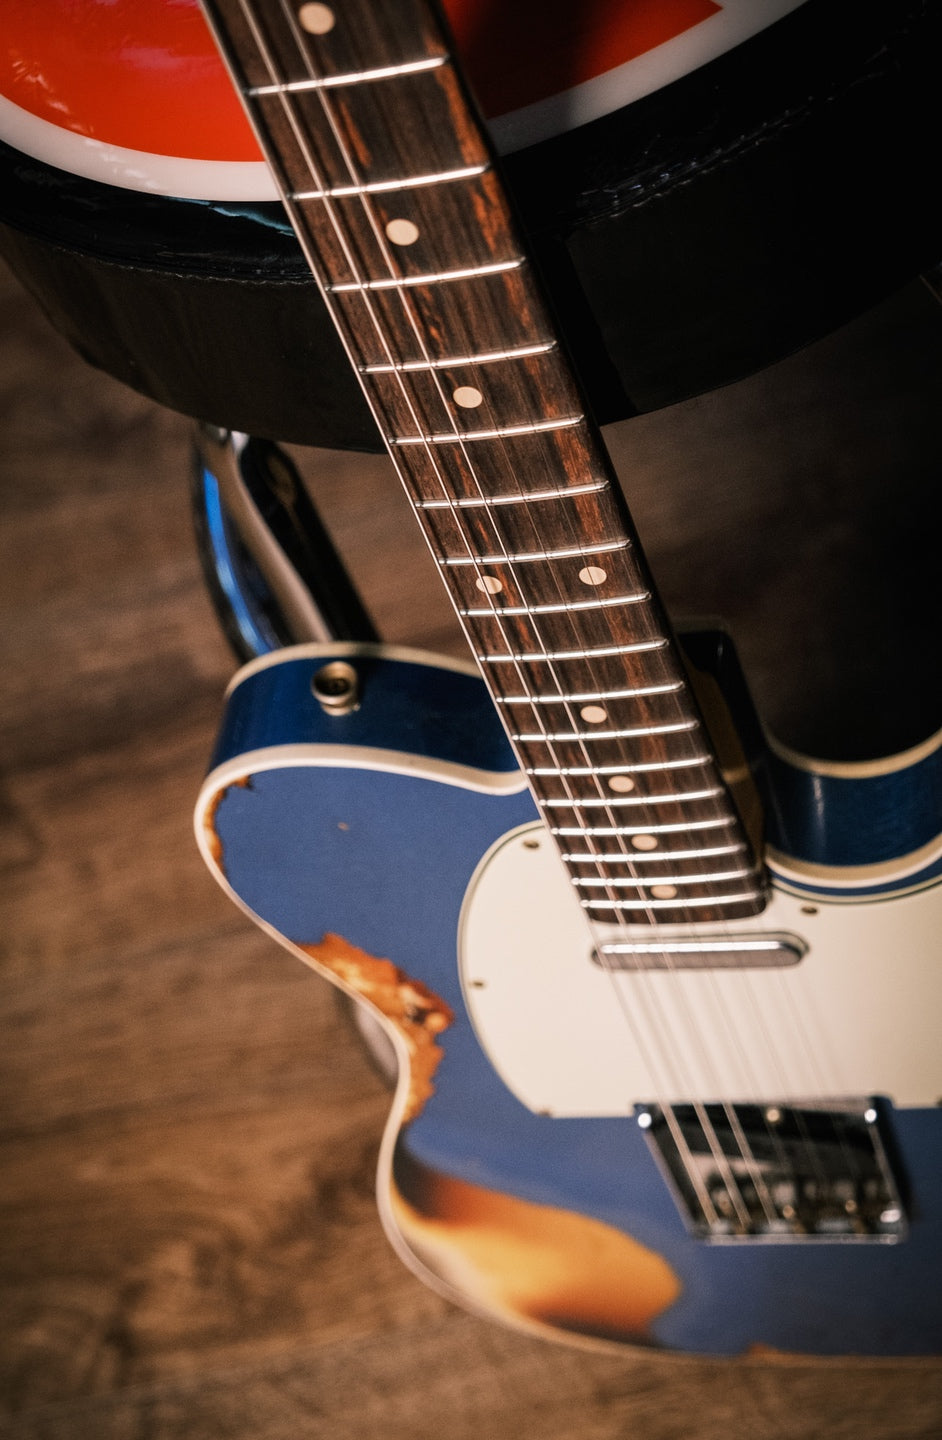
(194, 0, 942, 1355)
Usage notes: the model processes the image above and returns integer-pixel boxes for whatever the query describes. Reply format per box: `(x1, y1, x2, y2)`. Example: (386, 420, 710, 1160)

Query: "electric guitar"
(194, 0, 942, 1355)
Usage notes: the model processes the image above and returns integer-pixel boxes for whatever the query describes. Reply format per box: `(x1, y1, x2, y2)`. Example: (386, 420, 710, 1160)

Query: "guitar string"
(241, 0, 781, 1232)
(256, 0, 777, 1232)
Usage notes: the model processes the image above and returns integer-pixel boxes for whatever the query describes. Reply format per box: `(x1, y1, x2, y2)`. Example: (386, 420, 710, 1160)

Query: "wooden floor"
(1, 257, 941, 1438)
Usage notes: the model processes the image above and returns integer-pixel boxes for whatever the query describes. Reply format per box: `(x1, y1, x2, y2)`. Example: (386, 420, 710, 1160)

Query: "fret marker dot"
(476, 574, 503, 594)
(453, 386, 484, 409)
(298, 3, 336, 33)
(579, 565, 607, 586)
(608, 774, 635, 793)
(580, 704, 607, 724)
(385, 218, 419, 246)
(650, 884, 678, 900)
(632, 834, 658, 851)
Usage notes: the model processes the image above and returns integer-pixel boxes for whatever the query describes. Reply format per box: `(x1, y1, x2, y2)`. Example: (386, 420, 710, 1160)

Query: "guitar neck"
(200, 0, 766, 924)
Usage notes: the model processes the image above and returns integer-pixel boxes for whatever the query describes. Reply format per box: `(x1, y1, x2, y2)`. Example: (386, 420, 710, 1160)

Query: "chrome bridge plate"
(638, 1099, 907, 1242)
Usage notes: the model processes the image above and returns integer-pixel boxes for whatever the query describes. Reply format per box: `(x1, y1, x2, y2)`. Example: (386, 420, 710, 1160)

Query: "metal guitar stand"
(193, 423, 379, 662)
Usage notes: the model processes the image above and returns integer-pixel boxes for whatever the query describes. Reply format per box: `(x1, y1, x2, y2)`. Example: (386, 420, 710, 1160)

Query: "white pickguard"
(459, 823, 942, 1115)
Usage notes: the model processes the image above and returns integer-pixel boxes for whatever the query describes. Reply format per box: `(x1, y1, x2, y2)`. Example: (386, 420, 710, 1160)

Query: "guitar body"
(197, 642, 942, 1357)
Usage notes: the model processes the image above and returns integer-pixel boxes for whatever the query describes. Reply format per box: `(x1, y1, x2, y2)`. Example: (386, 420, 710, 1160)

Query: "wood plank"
(2, 1314, 941, 1440)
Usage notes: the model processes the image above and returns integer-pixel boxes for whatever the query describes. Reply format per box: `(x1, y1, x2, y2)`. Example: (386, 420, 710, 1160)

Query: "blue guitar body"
(197, 641, 942, 1357)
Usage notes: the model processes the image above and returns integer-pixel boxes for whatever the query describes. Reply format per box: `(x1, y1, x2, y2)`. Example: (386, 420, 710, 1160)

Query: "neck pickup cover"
(595, 934, 807, 970)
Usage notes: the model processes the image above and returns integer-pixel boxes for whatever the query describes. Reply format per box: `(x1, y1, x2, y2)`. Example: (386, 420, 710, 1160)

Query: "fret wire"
(365, 340, 556, 373)
(513, 722, 698, 742)
(497, 681, 677, 703)
(551, 819, 733, 835)
(326, 258, 523, 292)
(528, 757, 711, 775)
(575, 869, 753, 886)
(582, 892, 762, 911)
(542, 789, 723, 806)
(292, 163, 489, 199)
(391, 415, 584, 446)
(246, 54, 447, 93)
(482, 640, 668, 662)
(461, 592, 648, 617)
(563, 845, 746, 861)
(418, 480, 605, 509)
(445, 539, 628, 566)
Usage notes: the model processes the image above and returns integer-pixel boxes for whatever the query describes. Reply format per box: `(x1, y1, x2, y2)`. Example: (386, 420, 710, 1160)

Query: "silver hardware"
(446, 537, 626, 567)
(561, 844, 746, 861)
(573, 865, 751, 884)
(392, 414, 584, 446)
(551, 817, 730, 836)
(639, 1099, 907, 1241)
(327, 258, 522, 293)
(531, 757, 711, 776)
(497, 678, 678, 702)
(418, 479, 605, 509)
(292, 163, 488, 201)
(583, 891, 762, 912)
(194, 426, 377, 657)
(596, 934, 806, 968)
(365, 340, 555, 373)
(481, 639, 668, 662)
(247, 54, 447, 94)
(312, 660, 360, 714)
(543, 790, 723, 808)
(514, 720, 697, 743)
(462, 591, 649, 617)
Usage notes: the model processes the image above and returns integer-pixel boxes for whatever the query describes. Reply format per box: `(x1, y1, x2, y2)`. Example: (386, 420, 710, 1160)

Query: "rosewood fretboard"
(200, 0, 767, 925)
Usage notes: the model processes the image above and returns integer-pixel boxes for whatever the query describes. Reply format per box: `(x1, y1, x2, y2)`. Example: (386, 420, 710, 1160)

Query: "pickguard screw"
(312, 661, 360, 714)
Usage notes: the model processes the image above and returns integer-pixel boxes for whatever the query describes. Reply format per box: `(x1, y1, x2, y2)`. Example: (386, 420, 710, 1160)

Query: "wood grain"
(1, 255, 940, 1437)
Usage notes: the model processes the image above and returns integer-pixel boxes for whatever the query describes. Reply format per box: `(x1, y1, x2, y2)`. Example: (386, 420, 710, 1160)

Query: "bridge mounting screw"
(312, 661, 360, 714)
